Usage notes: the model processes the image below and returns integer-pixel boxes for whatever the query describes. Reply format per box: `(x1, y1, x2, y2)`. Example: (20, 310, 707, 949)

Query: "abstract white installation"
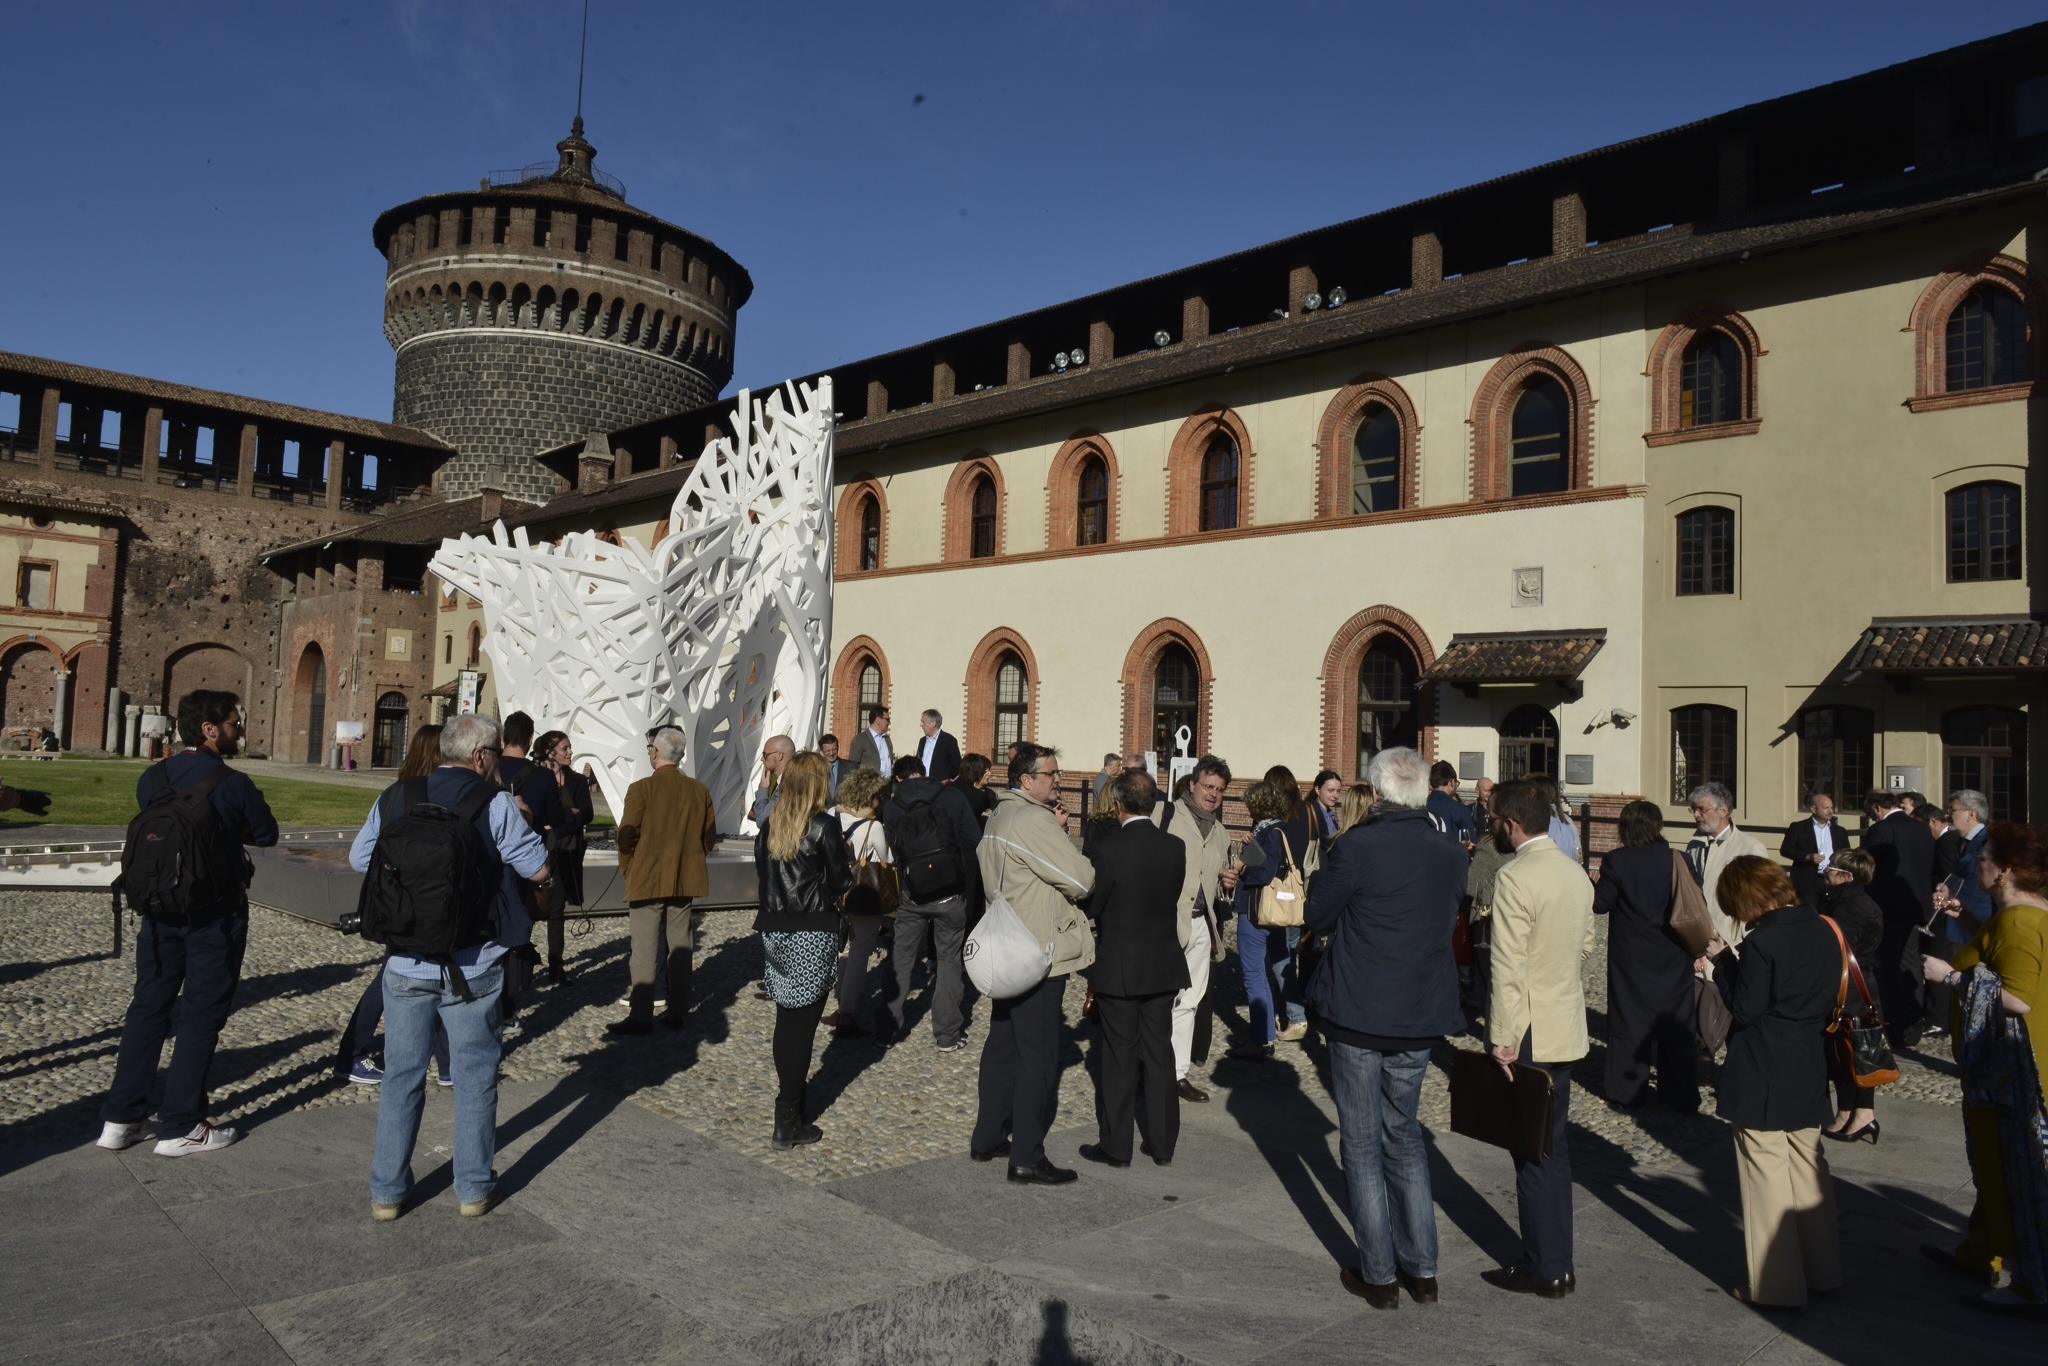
(428, 378, 835, 833)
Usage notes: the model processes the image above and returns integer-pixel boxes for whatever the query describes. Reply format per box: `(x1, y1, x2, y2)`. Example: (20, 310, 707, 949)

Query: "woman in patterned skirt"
(753, 751, 850, 1148)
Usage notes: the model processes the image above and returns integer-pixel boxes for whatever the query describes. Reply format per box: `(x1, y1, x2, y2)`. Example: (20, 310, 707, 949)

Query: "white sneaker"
(152, 1121, 240, 1157)
(96, 1120, 147, 1151)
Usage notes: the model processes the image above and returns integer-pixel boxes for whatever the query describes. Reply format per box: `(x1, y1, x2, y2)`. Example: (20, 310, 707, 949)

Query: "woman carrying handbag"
(831, 767, 896, 1038)
(1817, 848, 1889, 1143)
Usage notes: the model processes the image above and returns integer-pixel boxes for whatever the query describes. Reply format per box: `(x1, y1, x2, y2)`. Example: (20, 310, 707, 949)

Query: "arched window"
(1077, 455, 1110, 547)
(1152, 644, 1201, 761)
(1798, 706, 1872, 809)
(1356, 638, 1419, 777)
(969, 475, 997, 559)
(1498, 705, 1559, 782)
(1671, 703, 1738, 805)
(442, 634, 452, 665)
(465, 623, 481, 669)
(1944, 706, 2028, 821)
(1509, 378, 1570, 497)
(1945, 481, 2022, 582)
(858, 660, 885, 732)
(1351, 405, 1401, 515)
(1946, 286, 2031, 392)
(372, 692, 411, 768)
(858, 494, 881, 571)
(1675, 506, 1735, 596)
(1199, 435, 1239, 531)
(993, 652, 1029, 754)
(1680, 330, 1743, 429)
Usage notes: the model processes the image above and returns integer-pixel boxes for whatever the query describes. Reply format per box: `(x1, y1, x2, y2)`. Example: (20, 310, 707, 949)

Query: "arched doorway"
(295, 644, 327, 766)
(0, 642, 66, 736)
(163, 643, 251, 713)
(372, 692, 410, 768)
(1151, 644, 1201, 761)
(1356, 637, 1420, 777)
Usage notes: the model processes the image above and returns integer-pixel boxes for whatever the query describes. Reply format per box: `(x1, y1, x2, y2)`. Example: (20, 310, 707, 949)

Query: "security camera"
(1610, 709, 1636, 729)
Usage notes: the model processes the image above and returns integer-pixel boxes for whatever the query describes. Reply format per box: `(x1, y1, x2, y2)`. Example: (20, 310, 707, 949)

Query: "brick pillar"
(578, 454, 611, 492)
(1181, 294, 1210, 342)
(36, 386, 59, 471)
(325, 438, 345, 511)
(658, 433, 679, 464)
(865, 379, 889, 420)
(932, 360, 957, 402)
(236, 422, 257, 497)
(1551, 192, 1586, 257)
(1005, 343, 1032, 385)
(1087, 321, 1114, 364)
(69, 641, 109, 753)
(137, 405, 163, 483)
(1287, 266, 1320, 315)
(1411, 231, 1444, 289)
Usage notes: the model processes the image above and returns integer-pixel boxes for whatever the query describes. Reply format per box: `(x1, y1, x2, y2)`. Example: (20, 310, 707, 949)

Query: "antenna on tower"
(574, 0, 590, 130)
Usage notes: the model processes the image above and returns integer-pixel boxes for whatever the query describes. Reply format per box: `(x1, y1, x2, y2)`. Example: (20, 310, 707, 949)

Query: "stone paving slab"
(14, 1309, 295, 1366)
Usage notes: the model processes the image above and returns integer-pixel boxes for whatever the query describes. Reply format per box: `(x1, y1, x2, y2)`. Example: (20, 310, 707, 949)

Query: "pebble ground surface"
(1, 893, 1963, 1184)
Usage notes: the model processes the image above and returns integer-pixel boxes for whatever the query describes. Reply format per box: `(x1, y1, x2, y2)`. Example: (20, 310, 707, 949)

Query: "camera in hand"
(336, 911, 362, 936)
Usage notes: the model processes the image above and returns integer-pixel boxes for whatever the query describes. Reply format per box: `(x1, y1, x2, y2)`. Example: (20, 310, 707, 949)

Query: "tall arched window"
(993, 652, 1029, 754)
(1200, 435, 1239, 531)
(1509, 377, 1570, 497)
(1351, 406, 1401, 515)
(1946, 286, 2030, 391)
(969, 475, 997, 559)
(442, 634, 453, 665)
(1498, 705, 1559, 781)
(858, 660, 885, 732)
(1077, 455, 1109, 546)
(465, 623, 481, 669)
(1798, 705, 1873, 808)
(1356, 638, 1419, 777)
(1944, 706, 2028, 821)
(1680, 331, 1743, 429)
(858, 494, 881, 571)
(1946, 481, 2022, 582)
(1671, 703, 1738, 805)
(1676, 506, 1736, 596)
(1152, 644, 1201, 760)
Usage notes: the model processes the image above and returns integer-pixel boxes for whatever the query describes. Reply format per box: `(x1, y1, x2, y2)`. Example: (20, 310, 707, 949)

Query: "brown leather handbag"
(1821, 915, 1901, 1089)
(1667, 850, 1714, 957)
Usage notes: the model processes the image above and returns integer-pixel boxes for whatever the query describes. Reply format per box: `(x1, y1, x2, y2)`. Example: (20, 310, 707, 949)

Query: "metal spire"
(574, 0, 590, 131)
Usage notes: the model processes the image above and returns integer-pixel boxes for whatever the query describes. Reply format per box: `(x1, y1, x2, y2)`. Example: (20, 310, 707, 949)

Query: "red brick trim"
(0, 632, 69, 664)
(941, 454, 1006, 563)
(1045, 432, 1121, 550)
(1468, 344, 1595, 501)
(1317, 605, 1438, 782)
(830, 635, 891, 742)
(1315, 375, 1421, 518)
(1907, 252, 2046, 412)
(962, 626, 1041, 756)
(1120, 618, 1215, 759)
(1644, 305, 1763, 445)
(834, 474, 889, 574)
(1166, 405, 1256, 536)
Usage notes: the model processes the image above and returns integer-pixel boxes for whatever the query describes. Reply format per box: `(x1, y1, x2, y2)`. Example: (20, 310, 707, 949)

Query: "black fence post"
(111, 886, 124, 958)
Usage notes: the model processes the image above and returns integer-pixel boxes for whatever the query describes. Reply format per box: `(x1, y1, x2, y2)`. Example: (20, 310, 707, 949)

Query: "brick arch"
(1645, 304, 1764, 443)
(0, 636, 69, 735)
(1315, 375, 1421, 519)
(941, 454, 1006, 562)
(1318, 605, 1438, 782)
(1166, 405, 1256, 536)
(1468, 344, 1595, 501)
(830, 635, 892, 742)
(1907, 251, 2047, 411)
(962, 627, 1042, 757)
(1120, 618, 1216, 759)
(835, 475, 889, 575)
(1045, 432, 1121, 550)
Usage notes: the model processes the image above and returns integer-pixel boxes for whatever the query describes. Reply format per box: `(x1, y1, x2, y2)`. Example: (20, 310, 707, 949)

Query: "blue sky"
(5, 2, 2042, 426)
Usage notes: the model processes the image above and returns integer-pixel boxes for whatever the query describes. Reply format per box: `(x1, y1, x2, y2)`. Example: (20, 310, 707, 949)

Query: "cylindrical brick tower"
(374, 120, 751, 500)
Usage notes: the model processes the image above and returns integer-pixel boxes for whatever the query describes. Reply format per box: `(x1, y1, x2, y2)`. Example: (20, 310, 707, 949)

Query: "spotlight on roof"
(1303, 292, 1323, 312)
(1153, 329, 1171, 347)
(973, 383, 987, 392)
(1328, 286, 1348, 307)
(1053, 353, 1070, 372)
(1270, 309, 1289, 321)
(1069, 348, 1086, 366)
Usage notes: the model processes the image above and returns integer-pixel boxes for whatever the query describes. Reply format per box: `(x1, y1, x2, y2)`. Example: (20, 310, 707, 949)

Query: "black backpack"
(355, 779, 500, 969)
(893, 791, 964, 902)
(119, 762, 238, 921)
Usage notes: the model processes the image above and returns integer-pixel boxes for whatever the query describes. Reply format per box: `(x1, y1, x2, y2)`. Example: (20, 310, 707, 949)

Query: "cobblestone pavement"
(1, 894, 1962, 1184)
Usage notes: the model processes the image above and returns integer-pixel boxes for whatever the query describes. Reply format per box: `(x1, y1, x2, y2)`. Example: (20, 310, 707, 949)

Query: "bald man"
(749, 734, 795, 827)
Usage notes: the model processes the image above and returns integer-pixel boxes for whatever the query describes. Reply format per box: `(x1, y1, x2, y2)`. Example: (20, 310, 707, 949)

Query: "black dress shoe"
(1007, 1160, 1079, 1186)
(657, 1010, 688, 1031)
(1481, 1265, 1573, 1298)
(969, 1139, 1011, 1163)
(1177, 1079, 1210, 1103)
(1398, 1271, 1439, 1304)
(1340, 1268, 1400, 1310)
(604, 1018, 653, 1036)
(1921, 1243, 1997, 1284)
(1077, 1143, 1129, 1168)
(1138, 1140, 1173, 1166)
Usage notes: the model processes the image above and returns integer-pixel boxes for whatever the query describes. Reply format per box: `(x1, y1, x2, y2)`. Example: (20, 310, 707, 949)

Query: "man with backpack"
(348, 712, 551, 1220)
(99, 690, 278, 1158)
(881, 754, 982, 1050)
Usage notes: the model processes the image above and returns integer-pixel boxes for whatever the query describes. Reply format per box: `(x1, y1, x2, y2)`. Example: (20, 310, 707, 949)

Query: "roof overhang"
(1421, 629, 1609, 700)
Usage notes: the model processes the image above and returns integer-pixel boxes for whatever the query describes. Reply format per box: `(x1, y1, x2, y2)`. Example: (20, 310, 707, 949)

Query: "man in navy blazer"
(914, 709, 962, 783)
(1078, 770, 1189, 1170)
(1780, 792, 1849, 908)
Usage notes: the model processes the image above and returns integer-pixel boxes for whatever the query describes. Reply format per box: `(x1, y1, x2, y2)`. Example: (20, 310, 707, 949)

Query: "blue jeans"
(1328, 1041, 1437, 1284)
(1236, 913, 1305, 1043)
(103, 910, 249, 1133)
(372, 963, 503, 1206)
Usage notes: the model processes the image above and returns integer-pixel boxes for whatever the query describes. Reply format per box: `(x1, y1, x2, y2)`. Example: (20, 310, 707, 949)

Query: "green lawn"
(0, 759, 381, 830)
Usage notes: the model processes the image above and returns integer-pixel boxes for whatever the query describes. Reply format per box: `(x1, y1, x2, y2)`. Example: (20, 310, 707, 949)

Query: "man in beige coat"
(607, 726, 717, 1036)
(1483, 777, 1595, 1299)
(1687, 781, 1765, 947)
(971, 743, 1095, 1186)
(1161, 756, 1236, 1103)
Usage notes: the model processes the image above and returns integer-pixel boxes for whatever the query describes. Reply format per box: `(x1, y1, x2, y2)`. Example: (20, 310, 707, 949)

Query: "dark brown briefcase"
(1448, 1047, 1557, 1161)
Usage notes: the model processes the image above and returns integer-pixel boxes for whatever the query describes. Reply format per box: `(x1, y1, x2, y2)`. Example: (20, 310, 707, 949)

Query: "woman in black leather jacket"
(1816, 847, 1884, 1142)
(753, 751, 850, 1149)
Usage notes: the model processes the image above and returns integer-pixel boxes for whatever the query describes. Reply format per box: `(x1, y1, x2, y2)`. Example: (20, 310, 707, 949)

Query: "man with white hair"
(1685, 782, 1764, 947)
(1923, 788, 1993, 1031)
(350, 712, 552, 1220)
(915, 708, 962, 783)
(609, 725, 717, 1035)
(1305, 746, 1466, 1309)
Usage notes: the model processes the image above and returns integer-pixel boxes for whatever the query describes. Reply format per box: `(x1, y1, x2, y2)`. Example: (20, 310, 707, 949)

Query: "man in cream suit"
(1483, 777, 1595, 1299)
(1686, 782, 1765, 946)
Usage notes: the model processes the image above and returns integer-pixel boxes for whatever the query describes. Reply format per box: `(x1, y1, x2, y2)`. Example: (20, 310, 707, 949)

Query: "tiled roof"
(1843, 617, 2046, 674)
(0, 487, 133, 523)
(1422, 630, 1608, 683)
(262, 495, 503, 557)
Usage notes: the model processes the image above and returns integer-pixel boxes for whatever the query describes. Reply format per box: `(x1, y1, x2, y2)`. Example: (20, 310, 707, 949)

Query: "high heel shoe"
(1823, 1120, 1880, 1145)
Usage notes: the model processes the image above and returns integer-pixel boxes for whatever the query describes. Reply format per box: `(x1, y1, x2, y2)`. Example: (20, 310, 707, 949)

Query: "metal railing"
(487, 161, 627, 199)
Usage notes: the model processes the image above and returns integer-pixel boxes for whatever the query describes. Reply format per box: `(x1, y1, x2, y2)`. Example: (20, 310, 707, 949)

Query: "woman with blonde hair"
(1337, 783, 1377, 835)
(753, 751, 850, 1148)
(831, 766, 893, 1039)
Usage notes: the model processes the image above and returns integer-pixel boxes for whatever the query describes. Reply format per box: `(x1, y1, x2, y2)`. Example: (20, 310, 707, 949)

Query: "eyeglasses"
(1029, 767, 1060, 780)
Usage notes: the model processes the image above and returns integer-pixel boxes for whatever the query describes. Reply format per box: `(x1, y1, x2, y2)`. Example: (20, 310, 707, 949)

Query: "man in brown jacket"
(607, 726, 717, 1036)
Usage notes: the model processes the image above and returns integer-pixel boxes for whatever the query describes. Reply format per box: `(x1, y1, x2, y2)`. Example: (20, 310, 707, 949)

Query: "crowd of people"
(84, 691, 2048, 1319)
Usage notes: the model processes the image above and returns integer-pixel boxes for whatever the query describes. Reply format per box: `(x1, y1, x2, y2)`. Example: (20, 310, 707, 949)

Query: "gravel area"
(1, 894, 1961, 1184)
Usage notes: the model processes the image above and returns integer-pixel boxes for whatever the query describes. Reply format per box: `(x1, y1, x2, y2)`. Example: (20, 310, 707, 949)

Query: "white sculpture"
(428, 378, 835, 832)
